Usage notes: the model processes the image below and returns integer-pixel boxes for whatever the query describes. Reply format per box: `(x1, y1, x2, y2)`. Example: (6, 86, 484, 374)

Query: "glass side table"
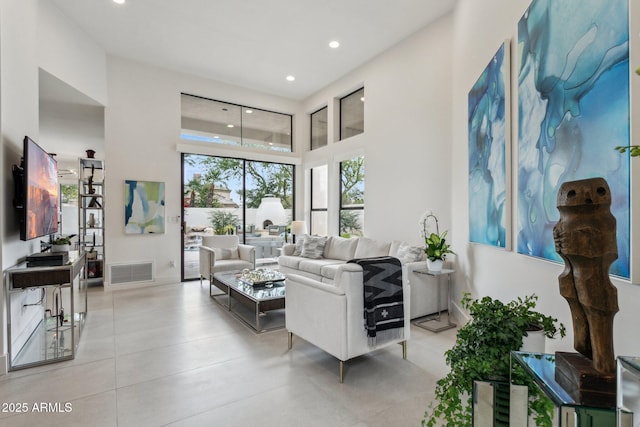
(511, 351, 629, 426)
(412, 268, 456, 332)
(617, 356, 640, 427)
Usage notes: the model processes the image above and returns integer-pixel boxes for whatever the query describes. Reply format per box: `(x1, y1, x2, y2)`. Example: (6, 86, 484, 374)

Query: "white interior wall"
(37, 0, 107, 106)
(450, 0, 640, 356)
(302, 15, 453, 245)
(105, 56, 301, 286)
(1, 0, 40, 374)
(0, 0, 107, 373)
(3, 0, 640, 372)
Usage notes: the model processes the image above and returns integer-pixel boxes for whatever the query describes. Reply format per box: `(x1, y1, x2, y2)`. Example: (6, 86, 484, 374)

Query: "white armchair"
(199, 235, 255, 284)
(286, 265, 410, 382)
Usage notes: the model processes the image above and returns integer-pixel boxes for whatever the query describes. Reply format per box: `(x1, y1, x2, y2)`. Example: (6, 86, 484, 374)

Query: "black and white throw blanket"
(347, 256, 404, 347)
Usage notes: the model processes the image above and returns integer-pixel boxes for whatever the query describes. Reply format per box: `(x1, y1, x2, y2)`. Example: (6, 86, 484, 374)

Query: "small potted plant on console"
(51, 236, 71, 253)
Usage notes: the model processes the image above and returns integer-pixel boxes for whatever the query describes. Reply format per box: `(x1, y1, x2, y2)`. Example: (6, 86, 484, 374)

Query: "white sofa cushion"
(213, 247, 239, 260)
(299, 258, 344, 276)
(212, 259, 253, 273)
(396, 243, 424, 264)
(320, 263, 345, 280)
(354, 237, 391, 259)
(278, 255, 303, 270)
(324, 236, 358, 260)
(389, 240, 403, 257)
(292, 236, 305, 256)
(301, 235, 328, 259)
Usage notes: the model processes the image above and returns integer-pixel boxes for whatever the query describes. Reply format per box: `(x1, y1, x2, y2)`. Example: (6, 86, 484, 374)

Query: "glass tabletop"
(213, 271, 286, 302)
(511, 352, 575, 406)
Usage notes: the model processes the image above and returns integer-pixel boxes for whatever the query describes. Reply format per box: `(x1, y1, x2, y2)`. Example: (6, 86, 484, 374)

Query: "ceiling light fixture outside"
(245, 109, 253, 114)
(227, 124, 234, 128)
(113, 0, 125, 4)
(286, 75, 295, 82)
(329, 41, 340, 48)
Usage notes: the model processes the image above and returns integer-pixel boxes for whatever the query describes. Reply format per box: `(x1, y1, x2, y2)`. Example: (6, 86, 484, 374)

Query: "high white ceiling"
(49, 0, 457, 100)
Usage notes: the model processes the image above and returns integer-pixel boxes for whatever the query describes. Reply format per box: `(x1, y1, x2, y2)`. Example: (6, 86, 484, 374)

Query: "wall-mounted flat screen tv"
(21, 136, 59, 241)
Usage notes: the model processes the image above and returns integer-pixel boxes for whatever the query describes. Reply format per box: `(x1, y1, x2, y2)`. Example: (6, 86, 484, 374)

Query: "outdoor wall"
(105, 57, 301, 286)
(450, 0, 640, 356)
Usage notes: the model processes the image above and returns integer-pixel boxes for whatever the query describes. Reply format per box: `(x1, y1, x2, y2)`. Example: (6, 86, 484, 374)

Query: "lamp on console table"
(290, 221, 307, 239)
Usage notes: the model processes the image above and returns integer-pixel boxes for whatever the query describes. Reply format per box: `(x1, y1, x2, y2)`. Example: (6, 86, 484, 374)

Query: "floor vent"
(110, 262, 154, 285)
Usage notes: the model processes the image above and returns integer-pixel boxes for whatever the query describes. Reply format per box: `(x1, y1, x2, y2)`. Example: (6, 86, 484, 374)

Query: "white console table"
(412, 268, 456, 332)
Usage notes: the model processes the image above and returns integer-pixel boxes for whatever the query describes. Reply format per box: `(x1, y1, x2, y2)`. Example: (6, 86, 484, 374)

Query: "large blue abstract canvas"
(125, 180, 166, 234)
(517, 0, 630, 277)
(469, 41, 509, 248)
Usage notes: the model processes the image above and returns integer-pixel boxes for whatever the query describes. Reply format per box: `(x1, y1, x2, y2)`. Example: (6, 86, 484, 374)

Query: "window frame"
(310, 165, 328, 236)
(339, 87, 365, 141)
(339, 156, 365, 237)
(310, 106, 328, 150)
(180, 93, 293, 152)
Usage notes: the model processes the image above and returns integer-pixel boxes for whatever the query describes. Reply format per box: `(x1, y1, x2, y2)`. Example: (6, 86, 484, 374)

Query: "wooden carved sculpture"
(553, 177, 618, 374)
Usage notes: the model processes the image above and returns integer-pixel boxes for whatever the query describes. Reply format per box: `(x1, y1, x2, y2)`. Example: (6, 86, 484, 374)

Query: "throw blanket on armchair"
(347, 256, 404, 347)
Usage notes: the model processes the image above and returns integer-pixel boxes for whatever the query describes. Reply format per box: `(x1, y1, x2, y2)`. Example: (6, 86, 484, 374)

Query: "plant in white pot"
(419, 210, 454, 271)
(51, 236, 71, 253)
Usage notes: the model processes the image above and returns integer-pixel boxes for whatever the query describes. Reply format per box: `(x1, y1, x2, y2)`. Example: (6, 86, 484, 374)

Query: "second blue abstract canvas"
(517, 0, 630, 277)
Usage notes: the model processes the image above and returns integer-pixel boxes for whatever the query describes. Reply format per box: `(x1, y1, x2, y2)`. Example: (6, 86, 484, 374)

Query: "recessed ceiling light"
(286, 75, 295, 82)
(113, 0, 125, 4)
(227, 124, 234, 128)
(245, 109, 253, 114)
(329, 41, 340, 49)
(360, 97, 365, 102)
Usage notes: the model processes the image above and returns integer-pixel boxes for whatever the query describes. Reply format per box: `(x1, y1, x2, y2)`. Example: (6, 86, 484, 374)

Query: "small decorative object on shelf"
(419, 210, 455, 272)
(78, 157, 105, 285)
(86, 149, 96, 158)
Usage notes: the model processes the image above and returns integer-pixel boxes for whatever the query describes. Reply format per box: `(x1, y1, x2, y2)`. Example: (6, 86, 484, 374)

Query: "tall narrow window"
(339, 87, 364, 140)
(311, 106, 328, 150)
(339, 156, 364, 237)
(310, 165, 328, 235)
(180, 94, 293, 152)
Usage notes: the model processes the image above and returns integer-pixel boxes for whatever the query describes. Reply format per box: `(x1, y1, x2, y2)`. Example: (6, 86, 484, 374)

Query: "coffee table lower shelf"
(211, 272, 285, 333)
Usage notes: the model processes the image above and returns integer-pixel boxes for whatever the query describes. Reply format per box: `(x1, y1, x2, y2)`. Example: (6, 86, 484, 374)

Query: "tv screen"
(21, 136, 59, 241)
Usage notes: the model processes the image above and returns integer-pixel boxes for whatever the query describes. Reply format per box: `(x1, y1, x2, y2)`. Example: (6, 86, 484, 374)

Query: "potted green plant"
(423, 292, 565, 427)
(51, 236, 71, 253)
(419, 210, 455, 271)
(424, 230, 455, 271)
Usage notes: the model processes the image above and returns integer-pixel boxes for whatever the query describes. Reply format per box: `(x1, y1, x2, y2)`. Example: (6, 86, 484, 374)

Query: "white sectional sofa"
(282, 235, 450, 381)
(278, 236, 447, 319)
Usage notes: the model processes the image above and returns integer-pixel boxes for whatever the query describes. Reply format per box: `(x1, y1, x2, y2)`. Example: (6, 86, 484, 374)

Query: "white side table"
(412, 268, 456, 332)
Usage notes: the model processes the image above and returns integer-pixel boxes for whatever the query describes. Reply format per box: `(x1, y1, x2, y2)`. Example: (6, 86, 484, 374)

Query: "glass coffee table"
(210, 270, 286, 333)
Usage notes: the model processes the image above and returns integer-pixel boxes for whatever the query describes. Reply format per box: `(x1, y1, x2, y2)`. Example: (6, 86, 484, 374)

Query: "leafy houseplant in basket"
(423, 292, 566, 427)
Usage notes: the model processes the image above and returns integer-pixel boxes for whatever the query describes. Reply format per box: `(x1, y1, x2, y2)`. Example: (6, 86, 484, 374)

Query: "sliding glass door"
(181, 153, 294, 280)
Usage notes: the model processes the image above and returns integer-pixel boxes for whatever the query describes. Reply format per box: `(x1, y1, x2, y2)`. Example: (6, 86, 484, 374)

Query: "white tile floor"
(0, 282, 457, 427)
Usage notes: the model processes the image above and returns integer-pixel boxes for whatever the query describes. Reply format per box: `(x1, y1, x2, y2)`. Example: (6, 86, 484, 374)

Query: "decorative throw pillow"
(396, 243, 424, 264)
(292, 235, 306, 256)
(214, 247, 239, 260)
(301, 235, 328, 259)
